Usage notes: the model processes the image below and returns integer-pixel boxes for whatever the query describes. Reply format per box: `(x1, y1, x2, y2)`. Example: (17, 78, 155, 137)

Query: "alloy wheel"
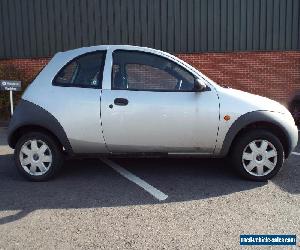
(19, 139, 53, 176)
(242, 139, 278, 177)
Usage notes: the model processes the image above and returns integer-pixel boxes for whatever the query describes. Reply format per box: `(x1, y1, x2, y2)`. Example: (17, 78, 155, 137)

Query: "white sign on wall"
(0, 80, 22, 115)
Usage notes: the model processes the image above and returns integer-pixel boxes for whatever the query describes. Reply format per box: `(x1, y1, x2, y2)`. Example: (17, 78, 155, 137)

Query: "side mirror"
(194, 78, 207, 92)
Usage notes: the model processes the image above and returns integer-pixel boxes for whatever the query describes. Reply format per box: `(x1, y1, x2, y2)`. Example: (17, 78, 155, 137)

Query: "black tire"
(14, 131, 64, 181)
(230, 129, 284, 181)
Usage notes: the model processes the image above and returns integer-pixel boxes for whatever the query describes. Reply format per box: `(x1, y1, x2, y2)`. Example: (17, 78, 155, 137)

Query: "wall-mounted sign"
(0, 80, 21, 91)
(0, 80, 22, 115)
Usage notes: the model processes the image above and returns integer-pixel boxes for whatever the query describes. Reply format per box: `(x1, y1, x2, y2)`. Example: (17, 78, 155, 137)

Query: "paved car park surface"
(0, 127, 299, 249)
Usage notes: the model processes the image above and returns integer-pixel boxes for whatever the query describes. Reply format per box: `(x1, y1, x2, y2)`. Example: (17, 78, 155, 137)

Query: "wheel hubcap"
(242, 139, 278, 177)
(32, 153, 39, 161)
(19, 139, 52, 176)
(256, 154, 263, 161)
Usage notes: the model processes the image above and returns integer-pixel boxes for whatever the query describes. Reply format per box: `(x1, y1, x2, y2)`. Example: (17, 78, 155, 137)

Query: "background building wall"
(0, 0, 299, 58)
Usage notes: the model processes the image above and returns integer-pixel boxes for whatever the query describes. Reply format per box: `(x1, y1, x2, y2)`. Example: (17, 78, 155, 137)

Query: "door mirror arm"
(194, 78, 207, 92)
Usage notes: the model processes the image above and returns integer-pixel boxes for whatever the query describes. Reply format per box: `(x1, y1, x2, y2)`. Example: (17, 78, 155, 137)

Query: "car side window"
(112, 50, 195, 91)
(53, 51, 106, 88)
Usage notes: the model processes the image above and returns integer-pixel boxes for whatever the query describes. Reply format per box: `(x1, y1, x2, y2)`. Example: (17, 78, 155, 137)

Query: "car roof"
(53, 45, 211, 80)
(57, 45, 166, 57)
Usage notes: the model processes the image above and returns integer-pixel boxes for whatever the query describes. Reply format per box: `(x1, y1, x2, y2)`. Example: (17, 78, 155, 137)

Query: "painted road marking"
(100, 158, 168, 201)
(291, 152, 300, 156)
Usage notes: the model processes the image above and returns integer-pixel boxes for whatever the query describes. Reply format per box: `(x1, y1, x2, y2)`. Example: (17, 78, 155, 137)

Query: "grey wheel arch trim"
(8, 99, 73, 154)
(219, 111, 297, 157)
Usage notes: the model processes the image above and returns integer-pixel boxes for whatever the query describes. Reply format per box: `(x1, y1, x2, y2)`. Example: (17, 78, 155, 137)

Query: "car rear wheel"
(15, 132, 63, 181)
(231, 129, 284, 181)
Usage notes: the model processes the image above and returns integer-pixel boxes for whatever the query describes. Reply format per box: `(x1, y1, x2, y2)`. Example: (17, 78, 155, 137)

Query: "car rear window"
(53, 51, 106, 88)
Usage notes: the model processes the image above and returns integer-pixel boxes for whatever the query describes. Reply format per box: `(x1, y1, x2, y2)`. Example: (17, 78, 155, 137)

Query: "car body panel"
(213, 86, 297, 155)
(7, 99, 73, 153)
(101, 89, 220, 153)
(22, 47, 111, 154)
(25, 86, 108, 154)
(218, 110, 298, 157)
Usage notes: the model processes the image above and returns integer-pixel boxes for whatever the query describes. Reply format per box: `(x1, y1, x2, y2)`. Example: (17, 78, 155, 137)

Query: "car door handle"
(114, 98, 128, 106)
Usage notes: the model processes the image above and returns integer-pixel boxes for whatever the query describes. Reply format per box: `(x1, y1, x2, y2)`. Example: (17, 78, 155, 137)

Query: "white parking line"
(292, 152, 300, 156)
(100, 158, 168, 201)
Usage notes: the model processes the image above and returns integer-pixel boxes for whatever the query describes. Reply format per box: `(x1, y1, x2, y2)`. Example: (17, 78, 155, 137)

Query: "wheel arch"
(8, 99, 73, 155)
(9, 125, 63, 151)
(228, 121, 289, 158)
(220, 111, 293, 158)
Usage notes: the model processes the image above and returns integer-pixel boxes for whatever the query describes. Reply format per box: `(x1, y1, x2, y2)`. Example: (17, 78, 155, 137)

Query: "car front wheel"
(14, 132, 63, 181)
(231, 129, 284, 181)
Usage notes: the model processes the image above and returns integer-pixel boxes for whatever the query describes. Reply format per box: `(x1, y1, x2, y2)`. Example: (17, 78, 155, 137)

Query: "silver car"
(7, 45, 298, 181)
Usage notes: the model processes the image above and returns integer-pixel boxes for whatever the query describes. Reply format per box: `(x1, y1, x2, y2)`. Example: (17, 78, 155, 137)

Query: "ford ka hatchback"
(7, 45, 298, 181)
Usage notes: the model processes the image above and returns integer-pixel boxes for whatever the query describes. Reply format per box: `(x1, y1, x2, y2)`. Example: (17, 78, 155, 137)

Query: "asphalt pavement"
(0, 127, 299, 249)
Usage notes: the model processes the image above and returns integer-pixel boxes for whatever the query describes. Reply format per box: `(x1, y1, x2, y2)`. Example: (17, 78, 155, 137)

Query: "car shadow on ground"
(1, 151, 298, 225)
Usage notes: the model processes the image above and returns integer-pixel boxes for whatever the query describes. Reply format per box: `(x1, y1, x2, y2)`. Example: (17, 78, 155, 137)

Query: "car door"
(101, 49, 220, 154)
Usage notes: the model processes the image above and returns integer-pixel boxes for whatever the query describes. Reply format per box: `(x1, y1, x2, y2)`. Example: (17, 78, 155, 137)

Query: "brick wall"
(177, 51, 300, 105)
(0, 58, 50, 81)
(0, 51, 299, 106)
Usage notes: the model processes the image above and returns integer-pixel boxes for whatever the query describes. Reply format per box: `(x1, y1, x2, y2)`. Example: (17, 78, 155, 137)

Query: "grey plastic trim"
(219, 111, 297, 157)
(7, 99, 73, 154)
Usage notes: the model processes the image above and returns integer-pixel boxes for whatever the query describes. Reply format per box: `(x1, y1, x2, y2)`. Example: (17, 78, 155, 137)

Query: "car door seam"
(99, 89, 111, 153)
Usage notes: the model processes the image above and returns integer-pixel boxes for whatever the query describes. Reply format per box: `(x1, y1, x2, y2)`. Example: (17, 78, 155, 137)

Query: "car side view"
(7, 45, 298, 181)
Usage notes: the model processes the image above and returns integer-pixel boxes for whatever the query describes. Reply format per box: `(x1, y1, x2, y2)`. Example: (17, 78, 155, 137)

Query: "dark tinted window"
(53, 51, 106, 88)
(112, 50, 195, 91)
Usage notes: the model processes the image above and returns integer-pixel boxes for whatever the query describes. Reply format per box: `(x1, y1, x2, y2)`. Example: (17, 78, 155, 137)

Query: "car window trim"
(52, 50, 107, 89)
